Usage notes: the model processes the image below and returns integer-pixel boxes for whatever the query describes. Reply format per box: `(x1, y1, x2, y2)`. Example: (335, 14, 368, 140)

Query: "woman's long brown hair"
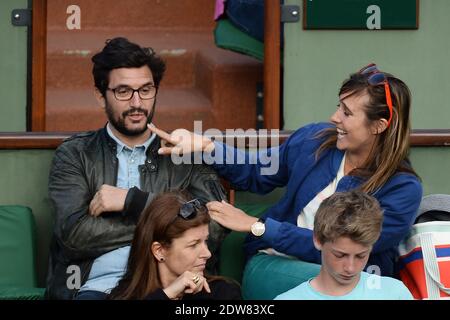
(108, 190, 211, 299)
(316, 69, 419, 193)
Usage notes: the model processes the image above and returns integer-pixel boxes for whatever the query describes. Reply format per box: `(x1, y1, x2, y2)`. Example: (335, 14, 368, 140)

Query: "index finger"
(148, 124, 174, 143)
(203, 280, 211, 293)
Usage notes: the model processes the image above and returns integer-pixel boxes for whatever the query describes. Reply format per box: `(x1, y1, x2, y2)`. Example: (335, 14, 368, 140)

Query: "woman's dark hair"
(108, 190, 210, 300)
(91, 37, 166, 96)
(316, 67, 419, 193)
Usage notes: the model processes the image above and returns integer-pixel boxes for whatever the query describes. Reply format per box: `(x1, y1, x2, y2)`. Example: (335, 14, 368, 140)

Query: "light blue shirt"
(107, 123, 154, 189)
(79, 246, 131, 294)
(79, 123, 155, 294)
(274, 271, 414, 300)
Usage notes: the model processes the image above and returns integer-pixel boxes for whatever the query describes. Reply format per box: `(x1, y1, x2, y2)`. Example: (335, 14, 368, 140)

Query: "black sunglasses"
(178, 199, 202, 220)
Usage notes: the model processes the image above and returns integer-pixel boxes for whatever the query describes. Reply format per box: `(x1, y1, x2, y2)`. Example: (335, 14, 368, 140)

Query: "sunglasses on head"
(178, 199, 202, 220)
(358, 63, 393, 128)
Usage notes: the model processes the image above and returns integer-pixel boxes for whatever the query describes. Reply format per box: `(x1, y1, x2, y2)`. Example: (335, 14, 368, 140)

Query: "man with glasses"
(45, 37, 228, 299)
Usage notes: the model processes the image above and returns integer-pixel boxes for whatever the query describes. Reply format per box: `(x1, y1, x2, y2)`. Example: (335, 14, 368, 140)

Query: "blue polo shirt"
(274, 271, 413, 300)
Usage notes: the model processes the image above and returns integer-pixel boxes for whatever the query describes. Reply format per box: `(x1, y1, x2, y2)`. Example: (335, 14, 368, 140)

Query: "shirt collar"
(106, 123, 155, 154)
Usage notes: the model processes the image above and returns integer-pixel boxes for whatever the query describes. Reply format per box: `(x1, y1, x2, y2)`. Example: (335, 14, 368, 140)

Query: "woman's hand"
(207, 200, 258, 233)
(148, 124, 215, 155)
(163, 271, 211, 300)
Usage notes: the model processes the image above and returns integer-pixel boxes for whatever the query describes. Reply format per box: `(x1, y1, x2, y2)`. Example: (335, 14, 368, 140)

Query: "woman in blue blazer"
(150, 63, 422, 299)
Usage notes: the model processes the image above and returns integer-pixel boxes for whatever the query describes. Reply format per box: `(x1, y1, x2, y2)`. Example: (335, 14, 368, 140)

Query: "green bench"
(219, 203, 268, 283)
(0, 206, 45, 299)
(0, 202, 268, 299)
(214, 19, 264, 61)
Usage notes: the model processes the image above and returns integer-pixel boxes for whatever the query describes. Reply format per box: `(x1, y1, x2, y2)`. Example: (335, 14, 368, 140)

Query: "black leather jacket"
(45, 127, 227, 299)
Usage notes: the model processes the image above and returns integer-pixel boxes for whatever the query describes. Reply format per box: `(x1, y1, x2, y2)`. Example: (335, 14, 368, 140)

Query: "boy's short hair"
(314, 190, 383, 247)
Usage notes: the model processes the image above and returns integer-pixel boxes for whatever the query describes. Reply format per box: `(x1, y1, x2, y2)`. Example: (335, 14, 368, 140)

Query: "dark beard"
(105, 100, 156, 136)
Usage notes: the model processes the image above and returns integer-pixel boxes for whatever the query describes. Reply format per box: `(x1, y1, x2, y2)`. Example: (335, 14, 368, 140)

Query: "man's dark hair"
(92, 37, 166, 96)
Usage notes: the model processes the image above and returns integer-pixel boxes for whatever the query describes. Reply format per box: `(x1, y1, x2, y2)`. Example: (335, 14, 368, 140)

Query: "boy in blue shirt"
(275, 190, 413, 300)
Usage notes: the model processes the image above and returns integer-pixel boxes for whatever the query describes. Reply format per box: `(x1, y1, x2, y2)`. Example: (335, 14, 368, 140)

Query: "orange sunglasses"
(359, 63, 393, 127)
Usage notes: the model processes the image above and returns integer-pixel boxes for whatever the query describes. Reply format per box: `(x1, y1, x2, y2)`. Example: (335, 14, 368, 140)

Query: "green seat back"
(0, 206, 38, 288)
(214, 19, 264, 61)
(219, 203, 269, 283)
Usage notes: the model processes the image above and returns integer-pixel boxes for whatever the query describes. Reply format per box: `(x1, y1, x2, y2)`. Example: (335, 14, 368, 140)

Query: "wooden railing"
(264, 0, 281, 129)
(1, 130, 449, 150)
(31, 0, 47, 131)
(1, 130, 448, 207)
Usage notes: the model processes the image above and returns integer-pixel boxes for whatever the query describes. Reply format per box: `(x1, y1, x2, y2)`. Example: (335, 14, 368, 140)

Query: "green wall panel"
(284, 0, 450, 130)
(410, 147, 450, 195)
(0, 150, 55, 287)
(233, 149, 450, 205)
(0, 0, 28, 131)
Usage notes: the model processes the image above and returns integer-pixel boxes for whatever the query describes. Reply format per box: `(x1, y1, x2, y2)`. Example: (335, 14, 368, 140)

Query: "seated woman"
(108, 191, 241, 300)
(149, 63, 423, 299)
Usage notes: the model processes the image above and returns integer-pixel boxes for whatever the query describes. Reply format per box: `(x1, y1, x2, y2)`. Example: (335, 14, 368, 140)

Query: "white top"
(297, 153, 346, 230)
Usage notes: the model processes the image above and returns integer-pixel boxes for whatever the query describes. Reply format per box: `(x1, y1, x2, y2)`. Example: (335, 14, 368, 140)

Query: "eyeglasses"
(107, 84, 157, 101)
(358, 63, 393, 127)
(178, 199, 202, 220)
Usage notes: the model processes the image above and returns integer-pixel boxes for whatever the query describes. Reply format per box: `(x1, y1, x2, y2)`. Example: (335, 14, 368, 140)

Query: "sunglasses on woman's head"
(358, 63, 393, 127)
(178, 199, 202, 220)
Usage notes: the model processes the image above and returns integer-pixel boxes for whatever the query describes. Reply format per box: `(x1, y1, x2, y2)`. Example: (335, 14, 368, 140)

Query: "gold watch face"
(251, 221, 265, 236)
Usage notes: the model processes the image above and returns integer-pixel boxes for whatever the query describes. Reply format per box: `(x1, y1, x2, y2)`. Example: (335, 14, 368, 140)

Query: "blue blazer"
(211, 123, 423, 276)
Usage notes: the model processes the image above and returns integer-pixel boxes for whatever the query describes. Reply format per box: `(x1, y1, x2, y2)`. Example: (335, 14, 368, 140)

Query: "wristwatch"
(251, 219, 266, 237)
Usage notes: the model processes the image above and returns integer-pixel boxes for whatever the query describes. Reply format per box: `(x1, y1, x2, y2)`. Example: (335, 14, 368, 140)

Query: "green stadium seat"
(214, 19, 264, 61)
(0, 206, 45, 299)
(219, 203, 269, 283)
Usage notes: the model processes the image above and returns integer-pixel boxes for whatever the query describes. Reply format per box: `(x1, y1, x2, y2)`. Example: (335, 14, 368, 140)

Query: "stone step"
(47, 47, 196, 89)
(47, 29, 214, 89)
(47, 0, 215, 31)
(46, 87, 214, 132)
(195, 48, 263, 130)
(44, 1, 263, 132)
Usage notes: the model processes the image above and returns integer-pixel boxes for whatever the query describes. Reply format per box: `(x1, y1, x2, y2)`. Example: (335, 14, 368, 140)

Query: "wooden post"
(263, 0, 281, 129)
(31, 0, 47, 131)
